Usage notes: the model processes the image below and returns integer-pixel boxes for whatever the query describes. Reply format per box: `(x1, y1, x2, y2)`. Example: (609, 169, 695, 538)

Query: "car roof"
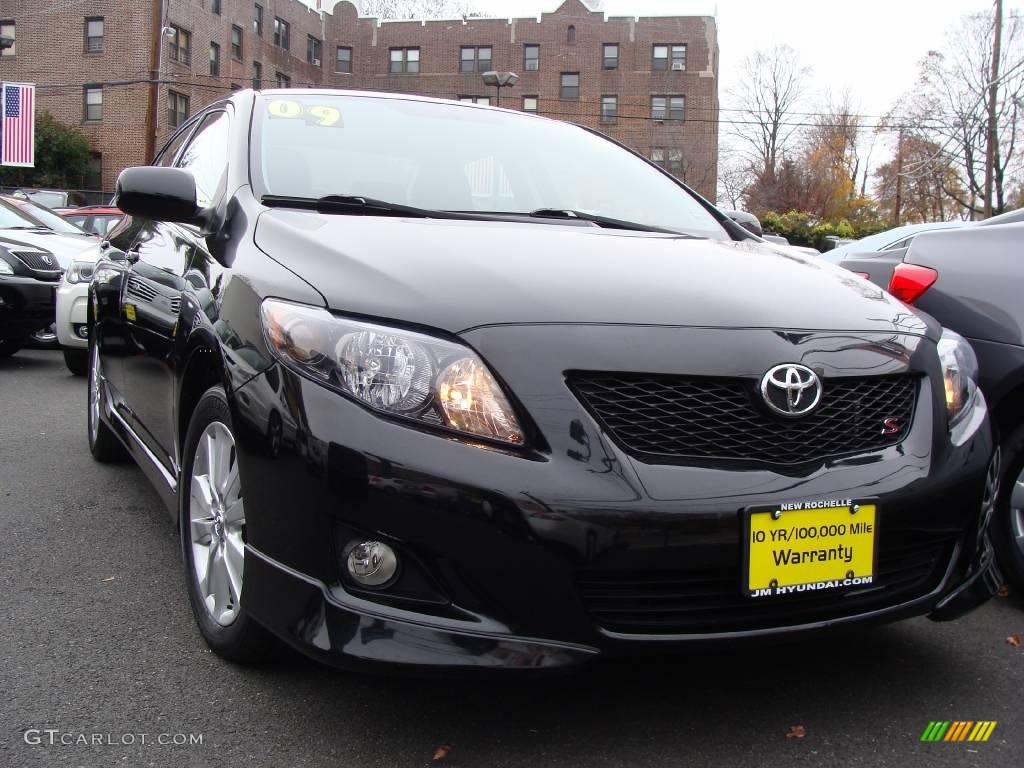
(826, 221, 966, 261)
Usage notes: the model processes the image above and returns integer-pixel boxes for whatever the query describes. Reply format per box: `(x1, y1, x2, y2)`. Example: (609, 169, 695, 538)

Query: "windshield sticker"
(267, 100, 343, 128)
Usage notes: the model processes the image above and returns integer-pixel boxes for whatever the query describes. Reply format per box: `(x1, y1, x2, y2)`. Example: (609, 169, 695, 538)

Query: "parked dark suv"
(0, 235, 60, 357)
(853, 221, 1024, 591)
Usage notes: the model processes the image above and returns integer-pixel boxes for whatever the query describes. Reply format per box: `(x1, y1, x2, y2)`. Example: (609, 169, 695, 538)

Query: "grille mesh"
(570, 373, 918, 466)
(577, 532, 954, 634)
(12, 251, 60, 279)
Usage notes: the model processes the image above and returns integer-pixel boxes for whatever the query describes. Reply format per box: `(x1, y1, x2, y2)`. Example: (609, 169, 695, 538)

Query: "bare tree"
(355, 0, 479, 19)
(728, 45, 810, 184)
(903, 12, 1024, 217)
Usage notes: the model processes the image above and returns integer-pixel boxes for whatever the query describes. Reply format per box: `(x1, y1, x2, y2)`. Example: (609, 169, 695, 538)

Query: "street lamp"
(482, 71, 519, 107)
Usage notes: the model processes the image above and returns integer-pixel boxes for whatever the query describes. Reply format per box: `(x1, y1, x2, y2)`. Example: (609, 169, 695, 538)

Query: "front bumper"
(0, 276, 56, 341)
(231, 352, 998, 671)
(55, 279, 89, 348)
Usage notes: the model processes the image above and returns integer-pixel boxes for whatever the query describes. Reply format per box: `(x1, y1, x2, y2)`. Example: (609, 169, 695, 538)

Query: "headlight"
(260, 299, 525, 445)
(0, 259, 13, 276)
(64, 260, 97, 284)
(937, 329, 978, 426)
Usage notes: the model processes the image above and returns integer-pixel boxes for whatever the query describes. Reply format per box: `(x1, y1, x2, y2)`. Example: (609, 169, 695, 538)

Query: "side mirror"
(114, 167, 203, 224)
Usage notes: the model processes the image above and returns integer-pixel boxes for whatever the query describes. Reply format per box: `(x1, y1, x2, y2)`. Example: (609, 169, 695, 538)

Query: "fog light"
(346, 541, 398, 587)
(75, 324, 89, 339)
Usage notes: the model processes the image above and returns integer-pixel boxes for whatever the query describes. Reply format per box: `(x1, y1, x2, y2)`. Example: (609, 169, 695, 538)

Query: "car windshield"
(8, 199, 89, 235)
(0, 198, 45, 230)
(254, 93, 728, 240)
(25, 191, 66, 208)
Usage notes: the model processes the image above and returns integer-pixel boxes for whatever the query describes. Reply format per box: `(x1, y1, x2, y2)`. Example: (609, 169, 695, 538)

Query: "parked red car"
(60, 206, 123, 237)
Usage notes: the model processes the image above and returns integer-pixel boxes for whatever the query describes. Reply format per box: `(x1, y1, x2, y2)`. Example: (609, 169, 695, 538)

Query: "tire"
(0, 339, 23, 358)
(87, 341, 129, 463)
(28, 324, 59, 349)
(992, 424, 1024, 592)
(64, 348, 88, 376)
(180, 386, 280, 664)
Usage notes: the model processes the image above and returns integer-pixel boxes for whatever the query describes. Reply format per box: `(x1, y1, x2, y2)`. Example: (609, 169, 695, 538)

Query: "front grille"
(577, 532, 955, 635)
(570, 373, 918, 466)
(12, 251, 61, 280)
(127, 276, 157, 303)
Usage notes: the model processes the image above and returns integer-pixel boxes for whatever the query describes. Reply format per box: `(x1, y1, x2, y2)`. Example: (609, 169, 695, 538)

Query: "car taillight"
(888, 263, 938, 304)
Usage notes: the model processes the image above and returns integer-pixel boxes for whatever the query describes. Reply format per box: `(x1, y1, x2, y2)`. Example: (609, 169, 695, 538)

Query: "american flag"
(1, 83, 35, 167)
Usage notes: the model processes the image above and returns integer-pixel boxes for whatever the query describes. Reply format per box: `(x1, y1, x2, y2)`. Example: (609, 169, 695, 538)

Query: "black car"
(0, 235, 60, 358)
(87, 90, 1000, 671)
(855, 221, 1024, 591)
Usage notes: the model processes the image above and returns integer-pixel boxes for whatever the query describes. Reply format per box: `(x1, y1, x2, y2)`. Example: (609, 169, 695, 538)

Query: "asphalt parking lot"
(1, 348, 1022, 768)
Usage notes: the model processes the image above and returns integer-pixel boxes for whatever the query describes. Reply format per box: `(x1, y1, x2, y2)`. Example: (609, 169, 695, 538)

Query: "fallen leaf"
(1007, 635, 1022, 647)
(101, 577, 115, 583)
(786, 725, 807, 739)
(997, 585, 1010, 597)
(432, 745, 452, 762)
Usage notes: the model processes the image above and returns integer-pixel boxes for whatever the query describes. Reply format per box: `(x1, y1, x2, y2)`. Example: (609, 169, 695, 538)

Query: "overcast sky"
(322, 0, 1021, 118)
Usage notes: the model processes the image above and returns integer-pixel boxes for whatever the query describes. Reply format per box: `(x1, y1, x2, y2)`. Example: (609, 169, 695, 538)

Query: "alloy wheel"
(88, 344, 101, 445)
(1011, 464, 1024, 558)
(189, 422, 245, 627)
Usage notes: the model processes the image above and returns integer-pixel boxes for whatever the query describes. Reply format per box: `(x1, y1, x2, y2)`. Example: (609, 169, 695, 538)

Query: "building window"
(522, 96, 538, 113)
(651, 95, 685, 121)
(276, 71, 291, 88)
(460, 46, 492, 73)
(389, 47, 419, 74)
(254, 4, 263, 36)
(653, 44, 686, 71)
(169, 25, 191, 65)
(601, 95, 618, 123)
(458, 95, 490, 105)
(209, 42, 220, 76)
(212, 0, 222, 14)
(273, 17, 289, 49)
(0, 21, 15, 57)
(523, 44, 539, 71)
(168, 90, 189, 128)
(252, 61, 262, 89)
(84, 17, 104, 54)
(335, 46, 352, 73)
(83, 86, 103, 121)
(230, 83, 241, 91)
(603, 44, 618, 70)
(567, 25, 576, 44)
(652, 148, 684, 176)
(560, 72, 579, 100)
(307, 35, 321, 66)
(231, 26, 243, 60)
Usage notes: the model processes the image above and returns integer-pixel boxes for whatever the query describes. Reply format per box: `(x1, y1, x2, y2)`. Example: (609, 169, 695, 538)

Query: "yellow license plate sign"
(124, 303, 136, 322)
(746, 501, 877, 598)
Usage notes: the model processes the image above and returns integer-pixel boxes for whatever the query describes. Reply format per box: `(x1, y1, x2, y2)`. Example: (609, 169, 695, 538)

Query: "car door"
(119, 110, 231, 472)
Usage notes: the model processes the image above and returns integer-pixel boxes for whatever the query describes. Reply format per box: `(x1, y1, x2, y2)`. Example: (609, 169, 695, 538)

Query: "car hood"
(254, 211, 934, 338)
(0, 228, 96, 269)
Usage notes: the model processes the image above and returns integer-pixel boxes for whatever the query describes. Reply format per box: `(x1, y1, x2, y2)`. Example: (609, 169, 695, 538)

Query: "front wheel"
(87, 341, 128, 462)
(64, 348, 88, 376)
(993, 423, 1024, 591)
(180, 386, 280, 664)
(0, 339, 23, 358)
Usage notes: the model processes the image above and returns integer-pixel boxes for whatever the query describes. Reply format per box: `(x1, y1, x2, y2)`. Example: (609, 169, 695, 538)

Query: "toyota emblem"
(41, 255, 53, 267)
(760, 364, 822, 417)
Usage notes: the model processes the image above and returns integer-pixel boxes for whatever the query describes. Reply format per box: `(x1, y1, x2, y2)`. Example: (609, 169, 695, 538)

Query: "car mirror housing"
(114, 167, 204, 225)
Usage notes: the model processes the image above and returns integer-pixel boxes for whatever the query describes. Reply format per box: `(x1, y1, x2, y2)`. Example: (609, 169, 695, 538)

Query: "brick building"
(0, 0, 719, 199)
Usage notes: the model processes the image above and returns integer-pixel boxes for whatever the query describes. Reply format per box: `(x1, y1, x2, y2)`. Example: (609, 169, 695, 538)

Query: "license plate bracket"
(743, 500, 878, 598)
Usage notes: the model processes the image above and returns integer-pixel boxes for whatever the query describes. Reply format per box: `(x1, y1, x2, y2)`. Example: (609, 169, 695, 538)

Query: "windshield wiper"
(527, 208, 687, 235)
(262, 194, 477, 221)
